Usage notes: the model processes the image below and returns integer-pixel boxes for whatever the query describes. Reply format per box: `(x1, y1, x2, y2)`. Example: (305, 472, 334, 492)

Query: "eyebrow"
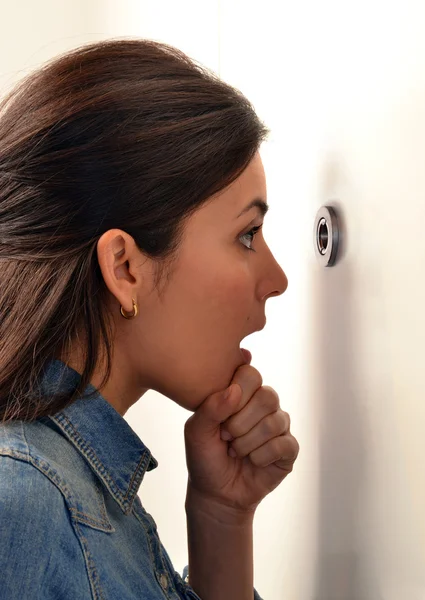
(237, 199, 269, 219)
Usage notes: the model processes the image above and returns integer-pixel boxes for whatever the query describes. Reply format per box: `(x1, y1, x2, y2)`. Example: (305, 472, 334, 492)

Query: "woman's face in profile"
(124, 151, 288, 410)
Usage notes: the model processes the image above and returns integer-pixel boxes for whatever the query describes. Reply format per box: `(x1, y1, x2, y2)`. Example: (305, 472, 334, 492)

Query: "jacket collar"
(41, 359, 158, 515)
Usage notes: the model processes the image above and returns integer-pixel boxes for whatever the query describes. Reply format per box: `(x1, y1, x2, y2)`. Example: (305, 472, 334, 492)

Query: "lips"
(240, 348, 252, 364)
(247, 317, 267, 336)
(239, 318, 266, 365)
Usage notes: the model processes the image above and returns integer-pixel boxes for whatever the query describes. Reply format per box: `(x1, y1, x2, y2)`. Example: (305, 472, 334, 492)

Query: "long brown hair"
(0, 38, 268, 423)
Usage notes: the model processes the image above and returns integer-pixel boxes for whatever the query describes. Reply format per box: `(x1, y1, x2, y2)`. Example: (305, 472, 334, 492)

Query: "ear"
(96, 229, 145, 314)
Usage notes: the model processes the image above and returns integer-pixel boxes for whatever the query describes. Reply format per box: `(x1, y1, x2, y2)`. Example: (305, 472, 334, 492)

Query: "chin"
(156, 348, 248, 411)
(198, 352, 246, 401)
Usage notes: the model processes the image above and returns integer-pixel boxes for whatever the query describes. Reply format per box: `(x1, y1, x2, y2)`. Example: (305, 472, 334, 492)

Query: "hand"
(184, 361, 299, 515)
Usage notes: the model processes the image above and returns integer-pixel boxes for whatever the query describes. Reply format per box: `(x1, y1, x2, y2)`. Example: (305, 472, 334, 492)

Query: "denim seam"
(124, 452, 151, 503)
(68, 508, 114, 532)
(0, 448, 114, 532)
(30, 424, 115, 531)
(173, 567, 203, 599)
(0, 449, 75, 505)
(73, 520, 106, 600)
(52, 413, 151, 513)
(0, 449, 102, 600)
(133, 506, 171, 600)
(158, 546, 178, 597)
(93, 477, 115, 529)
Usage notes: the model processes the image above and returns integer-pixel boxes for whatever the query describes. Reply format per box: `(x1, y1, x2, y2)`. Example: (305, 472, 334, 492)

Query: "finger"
(187, 365, 262, 439)
(247, 433, 300, 468)
(187, 383, 243, 440)
(220, 386, 283, 440)
(229, 410, 290, 457)
(229, 365, 263, 415)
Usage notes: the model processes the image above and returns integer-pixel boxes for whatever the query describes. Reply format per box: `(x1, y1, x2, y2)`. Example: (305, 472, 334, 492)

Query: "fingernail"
(220, 429, 233, 441)
(228, 448, 237, 458)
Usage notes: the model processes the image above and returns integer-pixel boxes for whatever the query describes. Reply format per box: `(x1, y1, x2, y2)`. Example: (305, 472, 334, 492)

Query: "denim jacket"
(0, 359, 263, 599)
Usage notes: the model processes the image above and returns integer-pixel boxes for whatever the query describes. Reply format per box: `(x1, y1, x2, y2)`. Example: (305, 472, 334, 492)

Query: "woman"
(0, 39, 299, 599)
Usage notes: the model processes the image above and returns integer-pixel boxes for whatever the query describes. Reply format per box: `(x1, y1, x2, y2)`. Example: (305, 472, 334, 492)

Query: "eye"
(239, 225, 262, 251)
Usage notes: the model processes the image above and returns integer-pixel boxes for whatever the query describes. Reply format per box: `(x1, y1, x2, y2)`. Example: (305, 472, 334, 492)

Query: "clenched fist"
(184, 361, 299, 514)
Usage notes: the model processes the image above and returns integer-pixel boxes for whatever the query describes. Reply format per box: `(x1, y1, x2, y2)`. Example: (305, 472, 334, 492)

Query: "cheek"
(137, 256, 256, 408)
(194, 264, 253, 326)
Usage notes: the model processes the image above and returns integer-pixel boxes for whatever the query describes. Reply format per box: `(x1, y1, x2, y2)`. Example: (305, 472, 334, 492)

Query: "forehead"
(197, 152, 267, 223)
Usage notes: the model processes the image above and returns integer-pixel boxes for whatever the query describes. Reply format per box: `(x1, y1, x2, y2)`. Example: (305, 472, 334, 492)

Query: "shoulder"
(0, 417, 113, 530)
(0, 422, 98, 600)
(0, 451, 68, 516)
(0, 445, 93, 598)
(0, 418, 76, 508)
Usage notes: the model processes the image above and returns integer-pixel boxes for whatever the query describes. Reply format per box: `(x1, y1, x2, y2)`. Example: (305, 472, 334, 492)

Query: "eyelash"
(239, 224, 263, 251)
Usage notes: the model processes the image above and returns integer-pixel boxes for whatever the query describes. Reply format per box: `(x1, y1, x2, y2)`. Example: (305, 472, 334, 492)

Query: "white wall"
(0, 0, 220, 93)
(3, 1, 425, 598)
(0, 1, 96, 93)
(218, 1, 425, 598)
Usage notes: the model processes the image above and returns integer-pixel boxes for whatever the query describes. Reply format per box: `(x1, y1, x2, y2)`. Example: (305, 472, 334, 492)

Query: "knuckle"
(261, 414, 279, 438)
(291, 436, 300, 460)
(240, 365, 263, 389)
(273, 436, 286, 455)
(259, 386, 280, 411)
(226, 420, 241, 438)
(285, 435, 300, 461)
(233, 366, 263, 405)
(248, 451, 264, 468)
(280, 410, 291, 431)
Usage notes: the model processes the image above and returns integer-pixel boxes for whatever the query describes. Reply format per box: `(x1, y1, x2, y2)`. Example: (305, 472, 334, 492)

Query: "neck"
(58, 346, 148, 416)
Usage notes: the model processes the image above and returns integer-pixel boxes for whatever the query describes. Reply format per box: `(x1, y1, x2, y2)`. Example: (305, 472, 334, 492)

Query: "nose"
(258, 244, 288, 301)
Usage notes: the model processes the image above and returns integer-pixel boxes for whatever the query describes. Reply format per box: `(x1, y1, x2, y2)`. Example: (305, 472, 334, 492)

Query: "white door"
(219, 1, 425, 598)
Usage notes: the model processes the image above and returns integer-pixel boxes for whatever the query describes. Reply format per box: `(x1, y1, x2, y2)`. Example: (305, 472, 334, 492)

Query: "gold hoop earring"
(120, 298, 138, 320)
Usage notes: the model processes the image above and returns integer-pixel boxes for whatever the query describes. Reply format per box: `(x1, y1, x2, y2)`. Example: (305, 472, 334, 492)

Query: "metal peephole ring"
(314, 206, 340, 266)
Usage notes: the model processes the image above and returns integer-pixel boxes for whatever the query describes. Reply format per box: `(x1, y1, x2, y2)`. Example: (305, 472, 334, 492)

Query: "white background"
(2, 2, 425, 598)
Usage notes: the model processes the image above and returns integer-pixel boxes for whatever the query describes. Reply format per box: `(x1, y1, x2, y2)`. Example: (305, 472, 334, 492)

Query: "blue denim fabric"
(0, 359, 263, 599)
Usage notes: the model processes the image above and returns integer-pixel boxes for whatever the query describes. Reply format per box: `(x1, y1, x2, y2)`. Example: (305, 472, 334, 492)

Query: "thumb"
(189, 384, 243, 438)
